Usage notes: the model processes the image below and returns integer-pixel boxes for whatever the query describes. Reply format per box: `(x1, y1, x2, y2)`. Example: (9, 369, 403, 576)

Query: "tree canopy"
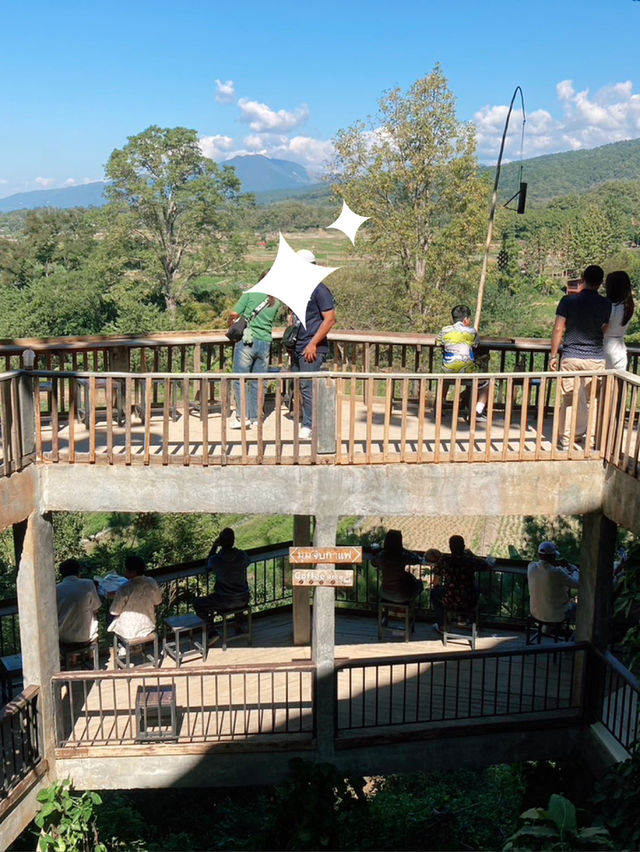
(331, 65, 487, 329)
(105, 125, 250, 312)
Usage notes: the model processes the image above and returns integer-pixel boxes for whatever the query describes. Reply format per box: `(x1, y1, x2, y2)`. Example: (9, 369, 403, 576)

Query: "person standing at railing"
(289, 249, 336, 441)
(228, 272, 281, 430)
(550, 265, 611, 450)
(604, 270, 634, 370)
(194, 527, 251, 640)
(436, 305, 489, 421)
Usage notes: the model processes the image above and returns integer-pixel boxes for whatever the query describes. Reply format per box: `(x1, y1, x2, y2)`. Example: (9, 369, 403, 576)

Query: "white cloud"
(64, 178, 77, 186)
(475, 79, 640, 162)
(199, 134, 235, 160)
(215, 78, 235, 104)
(237, 97, 309, 133)
(35, 176, 55, 188)
(229, 132, 333, 170)
(0, 179, 7, 185)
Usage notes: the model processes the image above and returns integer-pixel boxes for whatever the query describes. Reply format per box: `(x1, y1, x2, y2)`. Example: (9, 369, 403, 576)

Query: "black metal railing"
(335, 643, 585, 735)
(0, 685, 41, 800)
(595, 649, 639, 752)
(53, 664, 315, 748)
(0, 548, 533, 665)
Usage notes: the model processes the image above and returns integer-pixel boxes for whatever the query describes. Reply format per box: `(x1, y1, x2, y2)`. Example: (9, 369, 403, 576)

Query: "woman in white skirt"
(604, 270, 634, 370)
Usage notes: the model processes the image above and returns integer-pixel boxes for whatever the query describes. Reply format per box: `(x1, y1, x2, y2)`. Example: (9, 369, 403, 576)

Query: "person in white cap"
(527, 541, 579, 625)
(289, 249, 336, 439)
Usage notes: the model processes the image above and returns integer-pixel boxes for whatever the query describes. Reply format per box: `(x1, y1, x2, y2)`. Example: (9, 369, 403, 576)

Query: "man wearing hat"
(527, 541, 580, 625)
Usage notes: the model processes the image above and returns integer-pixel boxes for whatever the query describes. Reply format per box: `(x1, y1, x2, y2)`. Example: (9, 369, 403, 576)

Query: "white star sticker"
(327, 200, 369, 245)
(245, 233, 339, 327)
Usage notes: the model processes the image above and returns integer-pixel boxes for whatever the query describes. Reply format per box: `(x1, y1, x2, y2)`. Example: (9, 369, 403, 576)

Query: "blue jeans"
(292, 350, 327, 429)
(233, 339, 271, 422)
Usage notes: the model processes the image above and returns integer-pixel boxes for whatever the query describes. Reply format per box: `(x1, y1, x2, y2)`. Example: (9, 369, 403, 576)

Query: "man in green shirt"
(228, 282, 280, 428)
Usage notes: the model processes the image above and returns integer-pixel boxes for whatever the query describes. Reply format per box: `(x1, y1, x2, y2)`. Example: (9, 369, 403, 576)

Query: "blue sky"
(1, 0, 639, 198)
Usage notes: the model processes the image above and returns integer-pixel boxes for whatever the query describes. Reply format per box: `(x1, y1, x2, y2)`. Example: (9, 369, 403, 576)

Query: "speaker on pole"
(517, 181, 528, 215)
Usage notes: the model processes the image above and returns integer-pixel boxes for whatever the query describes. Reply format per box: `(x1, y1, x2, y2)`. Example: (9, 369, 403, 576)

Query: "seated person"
(108, 555, 162, 641)
(431, 535, 493, 631)
(56, 558, 101, 648)
(372, 529, 423, 605)
(436, 304, 489, 419)
(194, 528, 251, 629)
(527, 540, 579, 626)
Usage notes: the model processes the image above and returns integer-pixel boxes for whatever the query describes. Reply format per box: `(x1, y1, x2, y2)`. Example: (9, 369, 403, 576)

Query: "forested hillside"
(493, 137, 640, 204)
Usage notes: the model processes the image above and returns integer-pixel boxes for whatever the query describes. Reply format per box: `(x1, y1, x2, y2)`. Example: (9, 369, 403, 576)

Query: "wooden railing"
(335, 643, 586, 737)
(0, 686, 41, 800)
(53, 664, 316, 748)
(18, 367, 617, 467)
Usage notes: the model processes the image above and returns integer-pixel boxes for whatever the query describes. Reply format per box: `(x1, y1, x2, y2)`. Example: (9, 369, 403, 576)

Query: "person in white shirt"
(56, 558, 101, 645)
(527, 541, 579, 624)
(108, 555, 162, 641)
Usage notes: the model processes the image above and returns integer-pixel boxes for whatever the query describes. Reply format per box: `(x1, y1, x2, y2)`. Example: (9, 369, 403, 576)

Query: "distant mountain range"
(489, 137, 640, 205)
(2, 139, 640, 214)
(0, 155, 315, 213)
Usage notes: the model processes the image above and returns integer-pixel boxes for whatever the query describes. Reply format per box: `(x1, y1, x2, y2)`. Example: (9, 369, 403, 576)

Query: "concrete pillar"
(576, 511, 617, 648)
(574, 512, 617, 724)
(292, 515, 312, 645)
(17, 511, 60, 763)
(311, 513, 338, 762)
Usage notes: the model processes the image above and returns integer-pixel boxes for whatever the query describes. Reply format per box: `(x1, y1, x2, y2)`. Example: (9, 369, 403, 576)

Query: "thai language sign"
(288, 546, 362, 564)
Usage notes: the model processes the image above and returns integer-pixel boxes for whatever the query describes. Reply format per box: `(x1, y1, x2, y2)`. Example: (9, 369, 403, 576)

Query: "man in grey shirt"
(550, 265, 611, 449)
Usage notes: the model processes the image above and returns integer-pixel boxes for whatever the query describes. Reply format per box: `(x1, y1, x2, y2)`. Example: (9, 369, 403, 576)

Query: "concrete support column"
(311, 513, 338, 762)
(292, 515, 312, 645)
(576, 511, 617, 648)
(17, 511, 60, 763)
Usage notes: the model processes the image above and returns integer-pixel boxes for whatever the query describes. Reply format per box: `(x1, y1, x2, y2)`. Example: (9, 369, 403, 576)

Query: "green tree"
(331, 65, 486, 329)
(104, 126, 250, 313)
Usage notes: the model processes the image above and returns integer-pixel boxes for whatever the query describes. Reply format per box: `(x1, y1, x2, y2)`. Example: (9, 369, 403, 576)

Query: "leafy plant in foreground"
(34, 779, 106, 852)
(504, 792, 613, 851)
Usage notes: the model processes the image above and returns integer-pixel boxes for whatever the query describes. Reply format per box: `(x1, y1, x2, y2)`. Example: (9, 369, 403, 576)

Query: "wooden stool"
(163, 614, 208, 666)
(135, 685, 177, 742)
(60, 640, 99, 670)
(442, 606, 478, 650)
(113, 632, 159, 669)
(378, 600, 414, 641)
(214, 605, 252, 651)
(526, 615, 571, 645)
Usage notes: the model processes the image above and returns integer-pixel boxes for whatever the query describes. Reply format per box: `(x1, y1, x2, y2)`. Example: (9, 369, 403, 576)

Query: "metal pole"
(474, 86, 525, 331)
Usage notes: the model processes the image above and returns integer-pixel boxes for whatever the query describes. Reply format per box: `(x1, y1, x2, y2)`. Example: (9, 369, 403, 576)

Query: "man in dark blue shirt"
(550, 265, 611, 449)
(291, 250, 336, 439)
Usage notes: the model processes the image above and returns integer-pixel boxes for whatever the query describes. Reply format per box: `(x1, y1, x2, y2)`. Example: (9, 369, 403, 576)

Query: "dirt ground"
(357, 514, 582, 559)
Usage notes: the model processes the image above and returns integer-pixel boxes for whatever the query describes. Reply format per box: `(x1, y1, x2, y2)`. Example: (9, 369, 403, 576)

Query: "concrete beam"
(40, 460, 606, 520)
